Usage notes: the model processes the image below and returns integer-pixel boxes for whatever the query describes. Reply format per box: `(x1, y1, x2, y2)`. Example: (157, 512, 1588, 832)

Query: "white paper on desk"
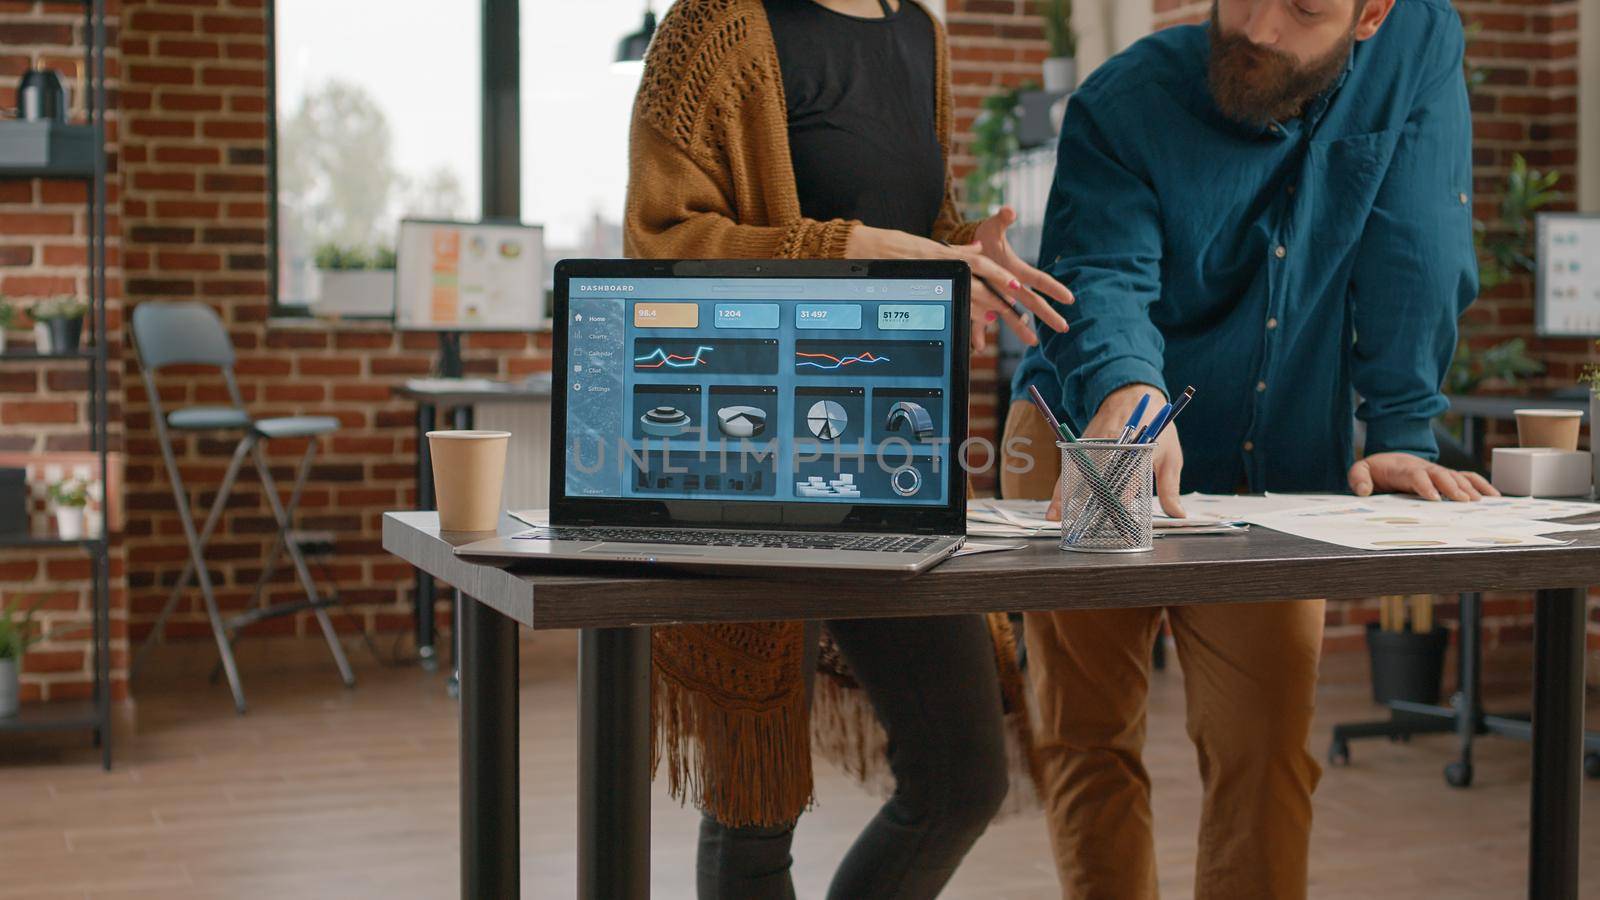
(1249, 503, 1572, 550)
(509, 509, 548, 528)
(1179, 493, 1345, 521)
(953, 540, 1027, 557)
(1367, 494, 1599, 523)
(969, 499, 1232, 538)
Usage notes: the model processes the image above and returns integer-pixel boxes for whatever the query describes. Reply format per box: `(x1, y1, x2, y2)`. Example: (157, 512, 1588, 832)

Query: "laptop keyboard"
(515, 526, 941, 553)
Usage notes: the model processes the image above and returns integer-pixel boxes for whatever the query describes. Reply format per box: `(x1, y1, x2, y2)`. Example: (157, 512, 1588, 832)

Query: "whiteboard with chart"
(1536, 213, 1600, 337)
(395, 219, 546, 331)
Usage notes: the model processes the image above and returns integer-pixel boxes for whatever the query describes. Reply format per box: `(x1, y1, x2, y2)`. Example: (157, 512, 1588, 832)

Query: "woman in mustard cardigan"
(625, 1, 1071, 897)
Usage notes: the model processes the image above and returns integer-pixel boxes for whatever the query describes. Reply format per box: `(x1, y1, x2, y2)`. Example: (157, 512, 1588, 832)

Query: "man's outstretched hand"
(1348, 452, 1499, 502)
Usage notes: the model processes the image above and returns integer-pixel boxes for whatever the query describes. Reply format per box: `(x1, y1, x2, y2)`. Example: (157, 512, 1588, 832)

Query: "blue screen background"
(565, 277, 956, 506)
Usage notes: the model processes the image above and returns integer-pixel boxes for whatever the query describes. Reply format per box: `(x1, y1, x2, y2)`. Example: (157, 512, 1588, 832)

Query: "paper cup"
(1515, 409, 1583, 452)
(427, 430, 510, 532)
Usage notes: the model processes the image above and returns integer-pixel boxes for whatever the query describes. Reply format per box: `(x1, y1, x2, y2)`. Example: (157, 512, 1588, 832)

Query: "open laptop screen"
(560, 268, 961, 519)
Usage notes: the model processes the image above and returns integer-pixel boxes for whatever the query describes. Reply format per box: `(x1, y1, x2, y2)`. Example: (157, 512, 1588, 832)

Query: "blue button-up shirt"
(1012, 0, 1476, 494)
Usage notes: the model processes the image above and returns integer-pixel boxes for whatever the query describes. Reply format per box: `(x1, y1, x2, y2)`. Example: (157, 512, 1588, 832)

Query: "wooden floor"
(2, 633, 1598, 899)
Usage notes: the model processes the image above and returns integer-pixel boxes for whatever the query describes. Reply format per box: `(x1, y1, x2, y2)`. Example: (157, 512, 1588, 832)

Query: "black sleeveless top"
(763, 0, 945, 238)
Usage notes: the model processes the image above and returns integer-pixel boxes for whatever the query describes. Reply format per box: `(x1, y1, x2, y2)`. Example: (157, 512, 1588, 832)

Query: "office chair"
(129, 301, 355, 713)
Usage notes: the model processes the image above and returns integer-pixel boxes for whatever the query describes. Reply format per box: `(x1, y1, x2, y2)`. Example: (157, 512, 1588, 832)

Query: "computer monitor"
(395, 218, 546, 331)
(1535, 212, 1600, 338)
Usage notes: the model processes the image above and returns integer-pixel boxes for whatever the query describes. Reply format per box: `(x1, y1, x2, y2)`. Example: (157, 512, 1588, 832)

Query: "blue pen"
(1119, 394, 1151, 444)
(1147, 386, 1196, 443)
(1135, 402, 1172, 445)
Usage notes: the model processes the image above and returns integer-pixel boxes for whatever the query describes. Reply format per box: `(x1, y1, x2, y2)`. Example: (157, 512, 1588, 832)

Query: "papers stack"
(967, 499, 1248, 539)
(1180, 493, 1600, 551)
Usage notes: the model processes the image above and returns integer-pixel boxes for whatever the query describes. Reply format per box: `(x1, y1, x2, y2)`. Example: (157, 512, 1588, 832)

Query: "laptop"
(453, 258, 971, 573)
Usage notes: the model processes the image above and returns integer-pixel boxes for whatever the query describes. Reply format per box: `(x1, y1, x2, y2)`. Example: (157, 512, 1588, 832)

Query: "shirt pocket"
(1300, 128, 1399, 247)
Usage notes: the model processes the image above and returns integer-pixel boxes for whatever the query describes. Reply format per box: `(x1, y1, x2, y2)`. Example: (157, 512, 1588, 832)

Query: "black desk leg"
(1530, 587, 1586, 900)
(449, 405, 473, 698)
(415, 402, 438, 669)
(579, 626, 652, 900)
(461, 597, 520, 900)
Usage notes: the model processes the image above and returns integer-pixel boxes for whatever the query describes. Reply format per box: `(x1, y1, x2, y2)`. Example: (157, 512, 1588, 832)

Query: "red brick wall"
(0, 0, 129, 705)
(944, 0, 1050, 493)
(118, 0, 552, 657)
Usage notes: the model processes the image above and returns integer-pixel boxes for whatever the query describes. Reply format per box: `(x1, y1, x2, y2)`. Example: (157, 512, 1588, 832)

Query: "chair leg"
(133, 437, 253, 679)
(253, 439, 356, 688)
(159, 431, 251, 713)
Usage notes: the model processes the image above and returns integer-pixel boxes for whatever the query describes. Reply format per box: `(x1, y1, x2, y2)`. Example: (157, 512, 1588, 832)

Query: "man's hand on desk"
(1044, 383, 1187, 520)
(1348, 452, 1500, 502)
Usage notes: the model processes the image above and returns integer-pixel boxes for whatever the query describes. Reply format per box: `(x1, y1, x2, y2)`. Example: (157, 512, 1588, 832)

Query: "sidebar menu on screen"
(566, 294, 626, 497)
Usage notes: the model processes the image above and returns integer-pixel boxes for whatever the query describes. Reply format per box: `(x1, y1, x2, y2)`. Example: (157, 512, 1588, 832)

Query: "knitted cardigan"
(623, 0, 1035, 828)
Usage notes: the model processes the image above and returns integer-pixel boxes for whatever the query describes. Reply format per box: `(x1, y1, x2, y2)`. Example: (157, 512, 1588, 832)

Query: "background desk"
(1447, 393, 1591, 461)
(384, 511, 1600, 900)
(391, 378, 552, 671)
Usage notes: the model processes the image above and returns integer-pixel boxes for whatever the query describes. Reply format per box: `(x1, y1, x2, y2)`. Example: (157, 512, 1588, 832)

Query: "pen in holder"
(1057, 440, 1154, 553)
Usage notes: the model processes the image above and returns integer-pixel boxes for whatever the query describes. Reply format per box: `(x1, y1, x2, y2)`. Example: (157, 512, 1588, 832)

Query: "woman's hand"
(845, 221, 1072, 351)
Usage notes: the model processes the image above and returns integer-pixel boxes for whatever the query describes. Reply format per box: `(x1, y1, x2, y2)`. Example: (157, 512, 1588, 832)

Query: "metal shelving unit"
(0, 0, 112, 770)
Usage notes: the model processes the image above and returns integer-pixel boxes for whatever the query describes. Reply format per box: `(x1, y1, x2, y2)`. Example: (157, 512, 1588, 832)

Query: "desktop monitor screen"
(557, 266, 966, 518)
(1536, 213, 1600, 338)
(395, 218, 545, 331)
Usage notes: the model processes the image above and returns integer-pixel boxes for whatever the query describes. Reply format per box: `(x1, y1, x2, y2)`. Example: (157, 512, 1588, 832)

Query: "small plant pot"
(42, 315, 84, 353)
(0, 329, 8, 354)
(1042, 56, 1077, 93)
(54, 506, 84, 540)
(1366, 622, 1449, 705)
(0, 657, 18, 718)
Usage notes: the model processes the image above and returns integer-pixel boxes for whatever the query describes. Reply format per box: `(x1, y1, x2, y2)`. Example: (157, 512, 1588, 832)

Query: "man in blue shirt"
(1000, 0, 1496, 896)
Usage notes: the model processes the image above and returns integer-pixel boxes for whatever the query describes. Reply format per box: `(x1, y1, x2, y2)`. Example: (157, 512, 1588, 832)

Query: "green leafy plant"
(47, 477, 89, 509)
(1475, 154, 1559, 293)
(963, 84, 1030, 219)
(1580, 342, 1600, 394)
(1443, 152, 1560, 398)
(0, 598, 44, 661)
(314, 243, 370, 271)
(0, 296, 15, 330)
(1447, 337, 1544, 396)
(30, 295, 86, 321)
(314, 243, 396, 271)
(1039, 0, 1076, 58)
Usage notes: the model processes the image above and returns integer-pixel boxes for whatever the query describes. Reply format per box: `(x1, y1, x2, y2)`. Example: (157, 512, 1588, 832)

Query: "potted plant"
(0, 598, 43, 718)
(0, 296, 15, 355)
(963, 85, 1026, 219)
(1366, 595, 1449, 706)
(1038, 0, 1077, 93)
(313, 242, 397, 317)
(47, 476, 89, 540)
(30, 295, 87, 353)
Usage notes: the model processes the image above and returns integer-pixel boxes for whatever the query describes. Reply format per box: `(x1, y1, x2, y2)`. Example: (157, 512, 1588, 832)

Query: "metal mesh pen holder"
(1057, 440, 1154, 553)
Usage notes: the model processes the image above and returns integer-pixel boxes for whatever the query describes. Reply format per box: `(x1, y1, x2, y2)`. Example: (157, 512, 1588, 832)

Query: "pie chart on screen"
(807, 400, 849, 440)
(716, 405, 768, 438)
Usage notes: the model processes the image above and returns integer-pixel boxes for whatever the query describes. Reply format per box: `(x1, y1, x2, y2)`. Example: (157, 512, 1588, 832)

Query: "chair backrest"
(131, 302, 235, 372)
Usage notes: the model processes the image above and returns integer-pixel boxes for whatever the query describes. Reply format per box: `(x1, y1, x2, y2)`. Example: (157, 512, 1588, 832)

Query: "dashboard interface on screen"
(565, 277, 957, 506)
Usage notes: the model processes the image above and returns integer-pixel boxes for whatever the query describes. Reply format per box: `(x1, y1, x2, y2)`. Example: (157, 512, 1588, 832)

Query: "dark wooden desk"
(390, 378, 552, 671)
(383, 510, 1600, 900)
